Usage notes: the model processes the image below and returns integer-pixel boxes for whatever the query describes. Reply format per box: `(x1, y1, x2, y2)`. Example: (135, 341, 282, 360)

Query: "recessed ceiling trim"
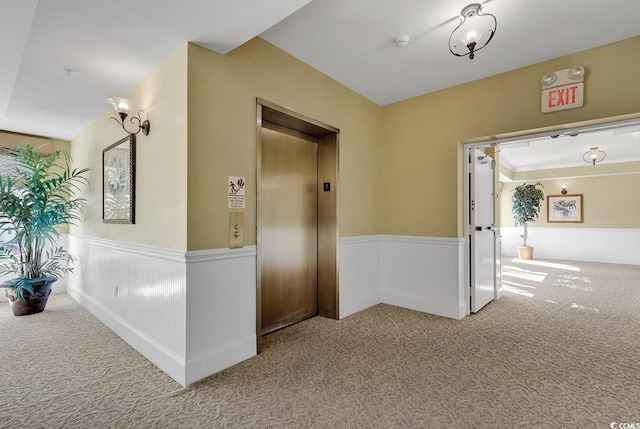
(0, 0, 38, 120)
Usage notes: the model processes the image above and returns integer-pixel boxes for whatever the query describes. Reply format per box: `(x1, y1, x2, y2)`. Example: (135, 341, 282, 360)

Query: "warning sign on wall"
(228, 176, 245, 209)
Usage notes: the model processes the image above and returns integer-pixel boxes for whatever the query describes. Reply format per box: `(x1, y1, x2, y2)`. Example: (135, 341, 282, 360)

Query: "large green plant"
(511, 182, 544, 247)
(0, 144, 89, 298)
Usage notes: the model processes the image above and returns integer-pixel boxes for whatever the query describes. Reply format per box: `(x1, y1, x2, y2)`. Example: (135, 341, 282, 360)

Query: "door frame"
(256, 98, 340, 352)
(463, 114, 640, 316)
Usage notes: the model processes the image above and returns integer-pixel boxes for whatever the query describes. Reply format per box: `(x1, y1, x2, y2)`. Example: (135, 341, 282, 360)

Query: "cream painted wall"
(186, 38, 381, 250)
(70, 45, 188, 249)
(0, 132, 71, 234)
(500, 173, 640, 229)
(0, 132, 69, 152)
(381, 36, 640, 239)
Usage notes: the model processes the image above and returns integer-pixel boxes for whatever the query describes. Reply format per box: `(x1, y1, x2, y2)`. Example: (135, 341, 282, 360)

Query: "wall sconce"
(107, 97, 150, 136)
(449, 3, 497, 60)
(561, 185, 568, 195)
(583, 147, 605, 165)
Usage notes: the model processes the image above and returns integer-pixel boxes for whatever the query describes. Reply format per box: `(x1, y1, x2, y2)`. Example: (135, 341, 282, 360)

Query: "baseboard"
(381, 289, 465, 320)
(340, 291, 381, 319)
(185, 336, 256, 385)
(67, 286, 186, 386)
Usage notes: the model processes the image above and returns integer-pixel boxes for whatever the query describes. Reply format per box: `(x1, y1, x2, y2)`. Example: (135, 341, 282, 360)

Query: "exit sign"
(542, 83, 584, 113)
(540, 66, 585, 113)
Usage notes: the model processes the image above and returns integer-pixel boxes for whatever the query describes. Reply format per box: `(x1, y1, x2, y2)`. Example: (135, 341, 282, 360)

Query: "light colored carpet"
(1, 257, 639, 428)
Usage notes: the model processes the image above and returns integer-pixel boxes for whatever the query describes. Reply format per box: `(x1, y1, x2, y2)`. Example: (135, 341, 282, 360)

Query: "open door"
(469, 148, 496, 313)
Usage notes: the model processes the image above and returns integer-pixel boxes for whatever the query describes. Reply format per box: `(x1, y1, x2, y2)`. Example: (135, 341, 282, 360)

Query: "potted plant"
(511, 182, 544, 260)
(0, 144, 89, 316)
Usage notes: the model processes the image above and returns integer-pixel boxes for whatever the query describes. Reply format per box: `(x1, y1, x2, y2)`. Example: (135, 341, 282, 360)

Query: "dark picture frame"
(547, 194, 583, 223)
(103, 134, 135, 224)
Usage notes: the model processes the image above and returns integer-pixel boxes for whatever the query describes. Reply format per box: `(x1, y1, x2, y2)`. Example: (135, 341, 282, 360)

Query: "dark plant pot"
(2, 277, 58, 316)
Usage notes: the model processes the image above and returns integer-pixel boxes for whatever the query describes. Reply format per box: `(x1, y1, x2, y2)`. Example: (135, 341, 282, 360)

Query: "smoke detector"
(394, 35, 410, 47)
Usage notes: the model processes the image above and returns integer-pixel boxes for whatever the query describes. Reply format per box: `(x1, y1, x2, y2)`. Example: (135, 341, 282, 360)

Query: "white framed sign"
(228, 176, 245, 209)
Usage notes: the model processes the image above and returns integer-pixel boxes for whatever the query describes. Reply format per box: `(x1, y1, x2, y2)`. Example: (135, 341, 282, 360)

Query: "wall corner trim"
(185, 246, 257, 264)
(379, 235, 465, 247)
(68, 235, 187, 263)
(339, 235, 381, 245)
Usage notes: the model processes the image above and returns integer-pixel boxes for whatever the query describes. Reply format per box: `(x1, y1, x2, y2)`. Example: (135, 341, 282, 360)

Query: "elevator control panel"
(229, 212, 244, 249)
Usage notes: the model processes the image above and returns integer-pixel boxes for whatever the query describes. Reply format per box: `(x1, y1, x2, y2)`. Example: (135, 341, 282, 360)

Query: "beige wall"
(0, 131, 68, 152)
(0, 132, 71, 233)
(187, 39, 381, 250)
(381, 36, 640, 238)
(57, 35, 640, 248)
(500, 172, 640, 228)
(70, 45, 189, 249)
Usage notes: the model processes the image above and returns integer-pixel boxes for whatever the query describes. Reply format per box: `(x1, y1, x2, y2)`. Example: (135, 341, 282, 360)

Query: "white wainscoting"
(66, 236, 261, 387)
(380, 235, 466, 320)
(500, 227, 640, 265)
(60, 234, 469, 386)
(339, 236, 381, 318)
(184, 247, 257, 385)
(67, 235, 188, 386)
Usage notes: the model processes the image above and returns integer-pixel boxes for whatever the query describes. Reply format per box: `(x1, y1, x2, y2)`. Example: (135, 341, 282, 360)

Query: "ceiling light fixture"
(583, 147, 605, 165)
(107, 97, 150, 136)
(449, 3, 497, 60)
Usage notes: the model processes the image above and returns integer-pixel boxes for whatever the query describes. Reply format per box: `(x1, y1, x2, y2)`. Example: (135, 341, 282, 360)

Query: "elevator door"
(260, 122, 318, 334)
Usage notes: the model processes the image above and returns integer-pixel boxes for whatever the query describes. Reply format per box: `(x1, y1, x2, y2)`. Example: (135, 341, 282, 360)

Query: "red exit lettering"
(548, 85, 578, 108)
(542, 82, 584, 113)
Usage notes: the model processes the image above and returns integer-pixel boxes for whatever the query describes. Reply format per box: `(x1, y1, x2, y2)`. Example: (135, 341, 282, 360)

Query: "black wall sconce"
(108, 97, 150, 136)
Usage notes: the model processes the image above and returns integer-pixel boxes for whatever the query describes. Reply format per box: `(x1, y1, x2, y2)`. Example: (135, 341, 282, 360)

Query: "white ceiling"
(498, 123, 640, 173)
(1, 0, 640, 161)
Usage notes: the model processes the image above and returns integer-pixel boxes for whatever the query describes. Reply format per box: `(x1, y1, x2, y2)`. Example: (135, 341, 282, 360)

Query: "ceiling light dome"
(583, 147, 605, 165)
(449, 3, 497, 60)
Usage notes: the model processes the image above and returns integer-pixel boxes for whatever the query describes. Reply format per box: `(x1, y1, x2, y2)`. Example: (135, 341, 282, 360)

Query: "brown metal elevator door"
(260, 122, 318, 334)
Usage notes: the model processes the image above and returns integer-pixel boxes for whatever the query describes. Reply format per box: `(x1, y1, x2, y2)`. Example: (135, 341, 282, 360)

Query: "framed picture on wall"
(547, 194, 582, 223)
(103, 134, 136, 224)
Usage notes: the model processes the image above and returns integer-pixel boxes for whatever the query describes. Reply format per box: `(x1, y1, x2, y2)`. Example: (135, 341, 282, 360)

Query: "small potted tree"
(511, 182, 544, 260)
(0, 144, 89, 316)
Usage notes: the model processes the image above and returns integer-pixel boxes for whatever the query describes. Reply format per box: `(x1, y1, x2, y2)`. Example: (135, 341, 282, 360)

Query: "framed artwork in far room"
(547, 194, 583, 223)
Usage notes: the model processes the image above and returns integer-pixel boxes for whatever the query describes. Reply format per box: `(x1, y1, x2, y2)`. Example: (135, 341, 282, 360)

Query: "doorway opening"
(464, 115, 640, 316)
(256, 99, 339, 352)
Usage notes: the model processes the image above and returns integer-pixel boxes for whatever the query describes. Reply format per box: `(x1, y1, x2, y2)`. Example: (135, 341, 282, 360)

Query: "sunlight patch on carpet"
(509, 258, 581, 272)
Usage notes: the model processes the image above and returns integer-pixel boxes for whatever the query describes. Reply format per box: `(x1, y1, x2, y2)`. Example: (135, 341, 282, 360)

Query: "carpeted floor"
(1, 257, 639, 428)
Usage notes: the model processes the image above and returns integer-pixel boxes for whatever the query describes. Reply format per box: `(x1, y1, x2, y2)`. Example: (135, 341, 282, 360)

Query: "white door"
(469, 148, 496, 313)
